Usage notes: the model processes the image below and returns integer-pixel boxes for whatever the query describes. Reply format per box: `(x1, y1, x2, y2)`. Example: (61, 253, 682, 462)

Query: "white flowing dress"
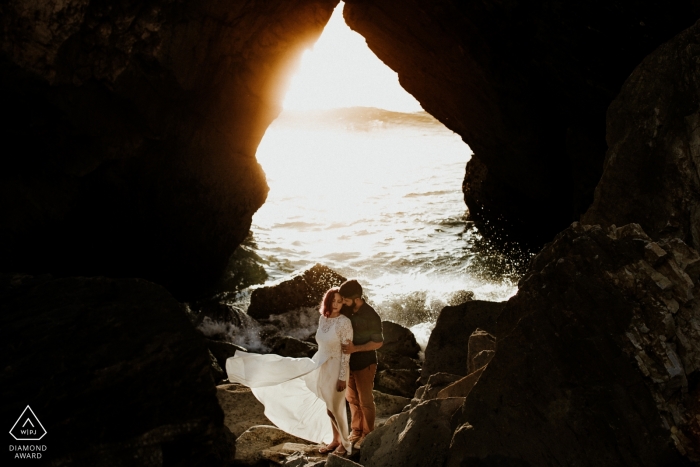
(226, 314, 354, 451)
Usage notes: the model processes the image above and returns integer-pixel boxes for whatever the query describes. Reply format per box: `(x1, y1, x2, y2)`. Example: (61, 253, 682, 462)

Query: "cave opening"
(227, 3, 519, 345)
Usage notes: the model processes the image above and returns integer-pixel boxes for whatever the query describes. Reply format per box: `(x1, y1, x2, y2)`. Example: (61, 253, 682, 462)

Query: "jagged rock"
(248, 264, 347, 319)
(235, 425, 309, 466)
(0, 274, 233, 465)
(420, 300, 505, 383)
(283, 452, 326, 467)
(413, 372, 462, 402)
(261, 443, 321, 464)
(436, 366, 487, 400)
(375, 369, 420, 399)
(207, 339, 247, 373)
(216, 383, 271, 437)
(379, 321, 420, 358)
(273, 336, 319, 359)
(373, 390, 411, 419)
(359, 398, 464, 467)
(446, 223, 700, 465)
(446, 290, 475, 306)
(209, 349, 227, 383)
(467, 329, 496, 374)
(583, 19, 700, 253)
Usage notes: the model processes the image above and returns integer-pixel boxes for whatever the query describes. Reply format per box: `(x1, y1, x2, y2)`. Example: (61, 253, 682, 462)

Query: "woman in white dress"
(226, 287, 354, 455)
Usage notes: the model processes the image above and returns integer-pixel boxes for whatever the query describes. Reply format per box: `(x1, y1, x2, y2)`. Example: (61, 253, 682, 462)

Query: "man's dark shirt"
(345, 302, 384, 371)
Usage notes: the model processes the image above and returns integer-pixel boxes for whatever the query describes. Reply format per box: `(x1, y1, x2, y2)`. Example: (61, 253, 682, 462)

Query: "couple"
(226, 279, 383, 456)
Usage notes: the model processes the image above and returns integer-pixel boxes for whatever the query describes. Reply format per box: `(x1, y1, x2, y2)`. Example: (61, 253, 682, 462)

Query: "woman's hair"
(320, 287, 340, 318)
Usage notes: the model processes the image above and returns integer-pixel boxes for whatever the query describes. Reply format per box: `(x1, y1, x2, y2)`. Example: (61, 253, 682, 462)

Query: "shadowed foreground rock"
(583, 19, 700, 251)
(420, 300, 504, 383)
(248, 264, 347, 319)
(0, 274, 233, 466)
(447, 223, 699, 466)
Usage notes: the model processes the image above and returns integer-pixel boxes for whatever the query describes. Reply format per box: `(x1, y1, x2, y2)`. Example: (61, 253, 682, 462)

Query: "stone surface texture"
(446, 223, 700, 466)
(420, 300, 504, 383)
(0, 0, 338, 299)
(216, 383, 271, 438)
(0, 274, 233, 466)
(235, 425, 309, 466)
(344, 0, 700, 248)
(583, 19, 700, 253)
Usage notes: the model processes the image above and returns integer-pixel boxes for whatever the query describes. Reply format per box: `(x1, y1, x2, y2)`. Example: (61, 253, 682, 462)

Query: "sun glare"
(283, 3, 422, 112)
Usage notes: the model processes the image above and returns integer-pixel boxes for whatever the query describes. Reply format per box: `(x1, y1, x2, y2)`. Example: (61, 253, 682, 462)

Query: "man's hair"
(339, 279, 362, 299)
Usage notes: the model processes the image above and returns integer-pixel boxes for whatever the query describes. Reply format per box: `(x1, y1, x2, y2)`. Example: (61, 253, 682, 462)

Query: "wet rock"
(0, 274, 233, 465)
(359, 398, 464, 467)
(216, 383, 271, 438)
(379, 321, 421, 359)
(272, 336, 319, 359)
(373, 390, 411, 419)
(235, 425, 309, 466)
(375, 369, 421, 399)
(248, 264, 347, 319)
(447, 290, 475, 306)
(420, 300, 505, 383)
(195, 301, 264, 350)
(467, 329, 496, 374)
(583, 19, 700, 253)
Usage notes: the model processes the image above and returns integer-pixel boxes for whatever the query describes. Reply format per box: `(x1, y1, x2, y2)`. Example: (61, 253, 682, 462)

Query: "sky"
(282, 3, 423, 113)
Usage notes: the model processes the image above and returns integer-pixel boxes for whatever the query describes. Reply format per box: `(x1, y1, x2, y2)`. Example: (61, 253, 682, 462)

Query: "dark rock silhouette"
(583, 19, 700, 252)
(420, 300, 504, 383)
(344, 0, 700, 249)
(379, 321, 421, 359)
(0, 274, 233, 466)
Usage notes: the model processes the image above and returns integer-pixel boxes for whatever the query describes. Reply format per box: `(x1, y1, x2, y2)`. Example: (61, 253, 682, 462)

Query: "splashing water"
(230, 108, 524, 344)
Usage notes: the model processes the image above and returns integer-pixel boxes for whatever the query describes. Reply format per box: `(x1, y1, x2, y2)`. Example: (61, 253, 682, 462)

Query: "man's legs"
(352, 364, 377, 437)
(346, 369, 363, 439)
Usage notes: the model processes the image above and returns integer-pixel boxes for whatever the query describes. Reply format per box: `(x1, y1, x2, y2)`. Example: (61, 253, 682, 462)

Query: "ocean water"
(234, 107, 522, 349)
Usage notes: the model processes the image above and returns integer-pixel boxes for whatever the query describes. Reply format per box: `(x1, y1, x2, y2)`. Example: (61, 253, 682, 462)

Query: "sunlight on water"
(249, 108, 519, 334)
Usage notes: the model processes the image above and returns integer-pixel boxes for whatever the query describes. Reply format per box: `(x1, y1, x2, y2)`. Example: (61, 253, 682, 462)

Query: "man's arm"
(342, 340, 382, 354)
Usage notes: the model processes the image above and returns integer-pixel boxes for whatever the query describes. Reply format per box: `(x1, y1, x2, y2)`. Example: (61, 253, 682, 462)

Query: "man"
(339, 279, 383, 449)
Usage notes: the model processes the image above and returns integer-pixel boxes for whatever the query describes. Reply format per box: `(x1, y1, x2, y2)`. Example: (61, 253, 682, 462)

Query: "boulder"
(272, 336, 319, 359)
(467, 329, 496, 374)
(0, 274, 233, 465)
(248, 264, 346, 319)
(261, 443, 321, 464)
(447, 223, 700, 466)
(195, 301, 266, 351)
(283, 452, 326, 467)
(235, 425, 309, 466)
(373, 390, 411, 419)
(379, 321, 421, 359)
(582, 18, 700, 253)
(375, 369, 421, 399)
(436, 366, 487, 400)
(421, 300, 505, 383)
(413, 372, 462, 402)
(216, 383, 271, 437)
(359, 398, 464, 467)
(327, 453, 363, 467)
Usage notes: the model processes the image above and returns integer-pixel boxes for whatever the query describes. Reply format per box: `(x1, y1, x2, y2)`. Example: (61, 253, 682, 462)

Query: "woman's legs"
(319, 410, 344, 453)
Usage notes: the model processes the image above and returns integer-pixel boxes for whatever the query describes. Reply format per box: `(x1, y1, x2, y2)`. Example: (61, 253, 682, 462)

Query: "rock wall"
(343, 0, 700, 249)
(583, 19, 700, 252)
(0, 0, 337, 299)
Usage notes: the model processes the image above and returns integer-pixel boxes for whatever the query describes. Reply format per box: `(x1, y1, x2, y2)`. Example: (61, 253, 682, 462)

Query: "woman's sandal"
(319, 443, 340, 454)
(332, 445, 347, 456)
